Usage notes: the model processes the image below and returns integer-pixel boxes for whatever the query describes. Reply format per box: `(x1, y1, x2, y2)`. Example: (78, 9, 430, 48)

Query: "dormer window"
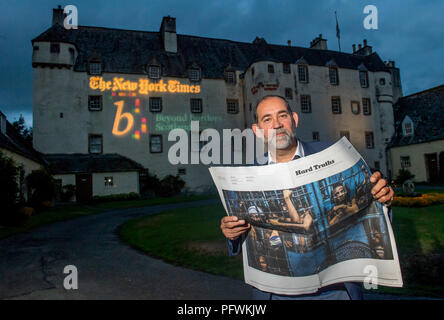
(148, 65, 161, 79)
(298, 64, 309, 83)
(283, 63, 291, 74)
(268, 64, 275, 73)
(329, 67, 339, 85)
(402, 116, 414, 136)
(89, 62, 102, 75)
(189, 68, 201, 82)
(224, 71, 236, 84)
(359, 71, 369, 88)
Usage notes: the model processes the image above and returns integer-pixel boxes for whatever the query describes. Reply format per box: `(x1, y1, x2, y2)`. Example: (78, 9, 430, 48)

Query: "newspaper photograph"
(209, 138, 403, 295)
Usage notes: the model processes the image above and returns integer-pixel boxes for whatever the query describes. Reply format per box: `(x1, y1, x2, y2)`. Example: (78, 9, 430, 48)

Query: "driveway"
(0, 199, 251, 300)
(0, 199, 439, 300)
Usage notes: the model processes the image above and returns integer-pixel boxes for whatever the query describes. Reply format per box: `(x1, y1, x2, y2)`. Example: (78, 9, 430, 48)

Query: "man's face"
(334, 185, 346, 203)
(252, 97, 299, 150)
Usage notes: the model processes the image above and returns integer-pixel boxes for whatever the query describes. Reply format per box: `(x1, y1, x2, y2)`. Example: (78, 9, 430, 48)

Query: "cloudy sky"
(0, 0, 443, 127)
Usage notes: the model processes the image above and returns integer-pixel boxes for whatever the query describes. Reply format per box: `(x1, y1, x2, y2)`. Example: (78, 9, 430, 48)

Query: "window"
(89, 62, 102, 75)
(285, 88, 293, 100)
(340, 131, 350, 140)
(89, 134, 103, 154)
(189, 68, 201, 82)
(33, 46, 39, 51)
(60, 113, 63, 118)
(104, 176, 113, 187)
(374, 161, 380, 171)
(148, 65, 161, 79)
(401, 156, 411, 168)
(298, 65, 308, 83)
(362, 98, 371, 115)
(365, 132, 375, 149)
(351, 101, 360, 115)
(150, 135, 162, 153)
(69, 48, 75, 62)
(225, 71, 235, 84)
(283, 63, 291, 74)
(359, 71, 369, 88)
(331, 96, 341, 114)
(149, 97, 162, 112)
(312, 132, 320, 141)
(50, 43, 60, 53)
(329, 67, 339, 85)
(404, 122, 413, 136)
(190, 98, 202, 113)
(178, 168, 186, 175)
(300, 95, 311, 113)
(227, 100, 239, 114)
(268, 64, 275, 73)
(88, 95, 102, 111)
(379, 78, 386, 86)
(251, 67, 255, 76)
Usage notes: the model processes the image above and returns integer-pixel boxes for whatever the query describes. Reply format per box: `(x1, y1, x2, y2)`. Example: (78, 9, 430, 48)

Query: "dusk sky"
(0, 0, 443, 127)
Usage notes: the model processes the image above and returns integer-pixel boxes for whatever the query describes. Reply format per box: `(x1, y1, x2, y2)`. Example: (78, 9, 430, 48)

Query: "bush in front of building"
(26, 169, 55, 210)
(158, 175, 186, 197)
(61, 184, 76, 202)
(91, 192, 142, 203)
(0, 151, 20, 225)
(395, 168, 415, 185)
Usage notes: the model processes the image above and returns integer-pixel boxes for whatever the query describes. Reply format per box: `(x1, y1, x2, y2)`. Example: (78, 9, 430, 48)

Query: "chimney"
(287, 40, 291, 46)
(52, 5, 66, 26)
(352, 44, 356, 53)
(358, 44, 362, 50)
(309, 34, 327, 50)
(160, 16, 177, 53)
(356, 39, 373, 56)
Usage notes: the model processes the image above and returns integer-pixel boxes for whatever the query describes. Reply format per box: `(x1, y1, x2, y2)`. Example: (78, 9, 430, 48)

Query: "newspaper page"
(209, 138, 403, 295)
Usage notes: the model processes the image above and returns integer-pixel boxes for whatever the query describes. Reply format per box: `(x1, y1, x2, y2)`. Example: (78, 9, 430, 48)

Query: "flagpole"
(335, 11, 341, 52)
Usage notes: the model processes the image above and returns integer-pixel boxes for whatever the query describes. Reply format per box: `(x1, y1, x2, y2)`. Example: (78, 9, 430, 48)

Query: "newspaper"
(209, 138, 403, 295)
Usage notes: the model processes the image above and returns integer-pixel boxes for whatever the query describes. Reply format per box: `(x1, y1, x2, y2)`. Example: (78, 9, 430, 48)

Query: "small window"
(379, 78, 386, 86)
(227, 100, 239, 114)
(298, 65, 309, 83)
(60, 113, 63, 118)
(329, 67, 339, 85)
(33, 46, 40, 51)
(331, 96, 341, 114)
(69, 48, 75, 62)
(351, 101, 360, 115)
(225, 71, 236, 84)
(178, 168, 186, 175)
(150, 135, 162, 153)
(300, 95, 311, 113)
(88, 95, 102, 111)
(362, 98, 371, 115)
(359, 71, 369, 88)
(268, 64, 275, 73)
(400, 156, 411, 168)
(104, 176, 114, 187)
(149, 65, 161, 79)
(190, 98, 202, 113)
(283, 63, 291, 74)
(251, 67, 255, 76)
(89, 62, 102, 75)
(340, 131, 350, 140)
(312, 132, 320, 141)
(365, 132, 374, 149)
(89, 134, 103, 154)
(374, 161, 380, 171)
(189, 68, 201, 82)
(404, 122, 413, 136)
(50, 43, 60, 53)
(149, 97, 162, 112)
(285, 88, 293, 100)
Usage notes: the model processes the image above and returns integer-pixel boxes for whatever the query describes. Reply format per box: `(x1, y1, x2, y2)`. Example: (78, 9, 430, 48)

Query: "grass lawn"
(0, 195, 216, 240)
(120, 202, 444, 297)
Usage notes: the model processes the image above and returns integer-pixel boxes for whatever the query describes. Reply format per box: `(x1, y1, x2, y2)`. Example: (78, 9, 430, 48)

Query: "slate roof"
(388, 84, 444, 148)
(32, 24, 389, 78)
(0, 120, 44, 164)
(43, 153, 145, 174)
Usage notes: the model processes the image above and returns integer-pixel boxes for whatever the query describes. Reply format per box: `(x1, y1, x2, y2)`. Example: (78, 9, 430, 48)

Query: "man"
(220, 95, 394, 300)
(327, 183, 359, 226)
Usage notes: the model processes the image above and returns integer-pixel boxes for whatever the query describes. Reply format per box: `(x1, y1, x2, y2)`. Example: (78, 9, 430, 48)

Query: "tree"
(12, 114, 33, 145)
(0, 151, 19, 223)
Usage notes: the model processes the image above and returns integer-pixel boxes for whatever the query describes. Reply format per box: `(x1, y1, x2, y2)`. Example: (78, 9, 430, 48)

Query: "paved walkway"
(0, 199, 440, 300)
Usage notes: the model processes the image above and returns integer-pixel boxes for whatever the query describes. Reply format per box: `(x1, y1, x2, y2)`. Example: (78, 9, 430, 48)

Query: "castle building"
(31, 7, 402, 198)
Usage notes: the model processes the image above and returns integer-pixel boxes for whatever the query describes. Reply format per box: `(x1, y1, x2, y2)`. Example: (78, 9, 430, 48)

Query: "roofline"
(397, 84, 444, 101)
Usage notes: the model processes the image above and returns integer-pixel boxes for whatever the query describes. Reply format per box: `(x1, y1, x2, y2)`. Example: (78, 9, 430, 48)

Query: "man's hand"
(370, 171, 395, 206)
(220, 216, 251, 241)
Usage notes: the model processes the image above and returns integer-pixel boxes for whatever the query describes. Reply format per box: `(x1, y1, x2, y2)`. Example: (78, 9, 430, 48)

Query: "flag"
(335, 11, 340, 40)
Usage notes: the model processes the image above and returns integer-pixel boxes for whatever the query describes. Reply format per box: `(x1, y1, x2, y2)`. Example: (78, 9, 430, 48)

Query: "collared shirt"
(268, 139, 305, 164)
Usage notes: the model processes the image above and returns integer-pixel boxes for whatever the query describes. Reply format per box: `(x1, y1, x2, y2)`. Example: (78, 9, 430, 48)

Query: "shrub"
(26, 169, 55, 209)
(158, 175, 186, 197)
(0, 152, 20, 225)
(395, 169, 415, 185)
(61, 184, 76, 202)
(392, 193, 444, 207)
